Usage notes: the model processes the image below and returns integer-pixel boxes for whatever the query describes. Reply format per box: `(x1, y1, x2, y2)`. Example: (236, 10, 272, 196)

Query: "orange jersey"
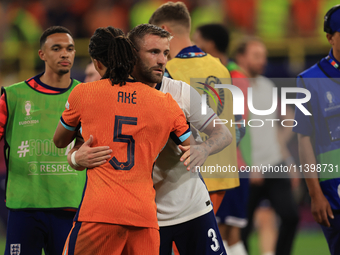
(60, 79, 190, 229)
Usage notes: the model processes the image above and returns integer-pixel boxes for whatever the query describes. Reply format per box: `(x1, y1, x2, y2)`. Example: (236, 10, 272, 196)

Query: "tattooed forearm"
(201, 124, 232, 155)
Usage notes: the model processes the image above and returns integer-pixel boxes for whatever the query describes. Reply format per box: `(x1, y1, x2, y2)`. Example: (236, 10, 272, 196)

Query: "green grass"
(249, 230, 329, 255)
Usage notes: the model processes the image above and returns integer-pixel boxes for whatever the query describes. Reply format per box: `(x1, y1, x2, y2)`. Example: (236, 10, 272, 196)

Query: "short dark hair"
(234, 37, 263, 57)
(149, 1, 190, 29)
(196, 24, 230, 53)
(40, 26, 72, 48)
(127, 24, 171, 51)
(89, 26, 136, 86)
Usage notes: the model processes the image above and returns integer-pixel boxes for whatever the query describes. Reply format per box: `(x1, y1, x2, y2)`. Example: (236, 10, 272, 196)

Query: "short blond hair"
(149, 2, 190, 30)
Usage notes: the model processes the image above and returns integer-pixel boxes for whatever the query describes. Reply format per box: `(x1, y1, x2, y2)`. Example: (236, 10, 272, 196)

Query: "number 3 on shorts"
(208, 228, 220, 252)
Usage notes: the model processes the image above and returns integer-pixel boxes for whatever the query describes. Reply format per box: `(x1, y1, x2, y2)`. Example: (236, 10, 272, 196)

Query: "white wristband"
(71, 151, 80, 167)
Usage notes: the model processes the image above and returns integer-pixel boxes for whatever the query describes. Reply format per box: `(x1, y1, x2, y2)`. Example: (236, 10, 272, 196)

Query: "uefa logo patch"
(10, 244, 20, 255)
(65, 100, 70, 110)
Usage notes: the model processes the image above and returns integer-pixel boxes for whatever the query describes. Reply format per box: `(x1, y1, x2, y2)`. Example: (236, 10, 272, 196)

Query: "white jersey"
(153, 77, 215, 227)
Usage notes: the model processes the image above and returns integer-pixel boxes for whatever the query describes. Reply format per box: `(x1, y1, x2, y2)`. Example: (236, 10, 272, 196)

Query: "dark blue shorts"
(159, 209, 226, 255)
(320, 212, 340, 255)
(5, 209, 76, 255)
(216, 177, 249, 228)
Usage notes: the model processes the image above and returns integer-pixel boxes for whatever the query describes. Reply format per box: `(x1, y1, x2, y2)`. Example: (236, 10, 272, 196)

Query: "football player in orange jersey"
(67, 24, 232, 255)
(53, 26, 192, 255)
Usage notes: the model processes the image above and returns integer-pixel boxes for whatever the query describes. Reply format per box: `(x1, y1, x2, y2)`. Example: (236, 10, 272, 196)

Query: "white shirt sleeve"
(182, 81, 216, 131)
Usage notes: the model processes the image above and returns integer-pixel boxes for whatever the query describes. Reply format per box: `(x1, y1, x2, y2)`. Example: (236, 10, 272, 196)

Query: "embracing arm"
(200, 117, 232, 155)
(53, 121, 77, 148)
(180, 117, 232, 170)
(67, 133, 112, 170)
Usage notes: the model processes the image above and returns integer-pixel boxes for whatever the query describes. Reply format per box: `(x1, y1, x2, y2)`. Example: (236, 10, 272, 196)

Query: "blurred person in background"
(1, 26, 86, 255)
(235, 37, 299, 255)
(294, 5, 340, 255)
(84, 61, 101, 83)
(193, 23, 249, 255)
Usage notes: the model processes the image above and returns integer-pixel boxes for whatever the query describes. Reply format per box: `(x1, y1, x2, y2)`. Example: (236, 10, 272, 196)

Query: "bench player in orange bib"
(53, 26, 191, 255)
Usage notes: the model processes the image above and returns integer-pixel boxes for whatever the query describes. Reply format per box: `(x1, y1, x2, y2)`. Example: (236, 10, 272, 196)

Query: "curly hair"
(89, 26, 136, 86)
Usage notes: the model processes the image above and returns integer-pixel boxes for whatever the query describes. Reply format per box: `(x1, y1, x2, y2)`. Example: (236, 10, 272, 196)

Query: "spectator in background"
(294, 5, 340, 255)
(193, 23, 249, 255)
(84, 61, 101, 83)
(235, 37, 299, 255)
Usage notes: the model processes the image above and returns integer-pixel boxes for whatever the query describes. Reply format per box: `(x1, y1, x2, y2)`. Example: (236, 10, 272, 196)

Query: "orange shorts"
(63, 221, 160, 255)
(209, 191, 226, 214)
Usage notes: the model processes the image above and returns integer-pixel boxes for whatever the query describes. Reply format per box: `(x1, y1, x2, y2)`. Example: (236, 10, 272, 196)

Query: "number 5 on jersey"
(109, 115, 137, 170)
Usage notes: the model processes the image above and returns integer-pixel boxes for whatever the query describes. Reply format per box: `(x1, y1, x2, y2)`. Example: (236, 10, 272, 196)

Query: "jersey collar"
(329, 48, 340, 67)
(320, 49, 340, 78)
(155, 82, 162, 91)
(26, 72, 73, 93)
(175, 45, 207, 58)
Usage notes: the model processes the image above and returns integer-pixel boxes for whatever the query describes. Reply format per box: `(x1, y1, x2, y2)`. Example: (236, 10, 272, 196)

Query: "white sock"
(227, 241, 248, 255)
(263, 253, 274, 255)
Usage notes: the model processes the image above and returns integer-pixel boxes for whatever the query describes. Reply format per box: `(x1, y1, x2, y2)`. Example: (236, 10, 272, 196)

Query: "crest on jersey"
(10, 244, 20, 255)
(196, 76, 225, 116)
(24, 101, 31, 116)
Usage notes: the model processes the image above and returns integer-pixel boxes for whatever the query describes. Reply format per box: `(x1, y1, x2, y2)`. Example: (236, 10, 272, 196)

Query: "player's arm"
(53, 86, 82, 148)
(53, 121, 77, 148)
(67, 133, 86, 170)
(200, 117, 232, 155)
(67, 133, 112, 170)
(180, 84, 232, 169)
(298, 133, 334, 227)
(180, 118, 232, 170)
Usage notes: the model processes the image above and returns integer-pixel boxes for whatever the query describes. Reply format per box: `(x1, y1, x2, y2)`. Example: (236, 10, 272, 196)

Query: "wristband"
(71, 151, 80, 167)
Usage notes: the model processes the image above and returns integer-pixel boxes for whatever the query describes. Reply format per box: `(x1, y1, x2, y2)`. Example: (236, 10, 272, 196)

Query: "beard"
(248, 66, 264, 77)
(136, 60, 164, 84)
(58, 69, 70, 75)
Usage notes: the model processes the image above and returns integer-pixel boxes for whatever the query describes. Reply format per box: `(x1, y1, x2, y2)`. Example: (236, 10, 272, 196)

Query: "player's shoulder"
(161, 76, 192, 101)
(74, 79, 112, 91)
(5, 80, 27, 90)
(253, 75, 276, 91)
(205, 54, 231, 74)
(298, 62, 323, 78)
(161, 77, 190, 92)
(72, 79, 82, 86)
(206, 53, 226, 66)
(256, 75, 273, 85)
(134, 80, 172, 101)
(230, 69, 247, 79)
